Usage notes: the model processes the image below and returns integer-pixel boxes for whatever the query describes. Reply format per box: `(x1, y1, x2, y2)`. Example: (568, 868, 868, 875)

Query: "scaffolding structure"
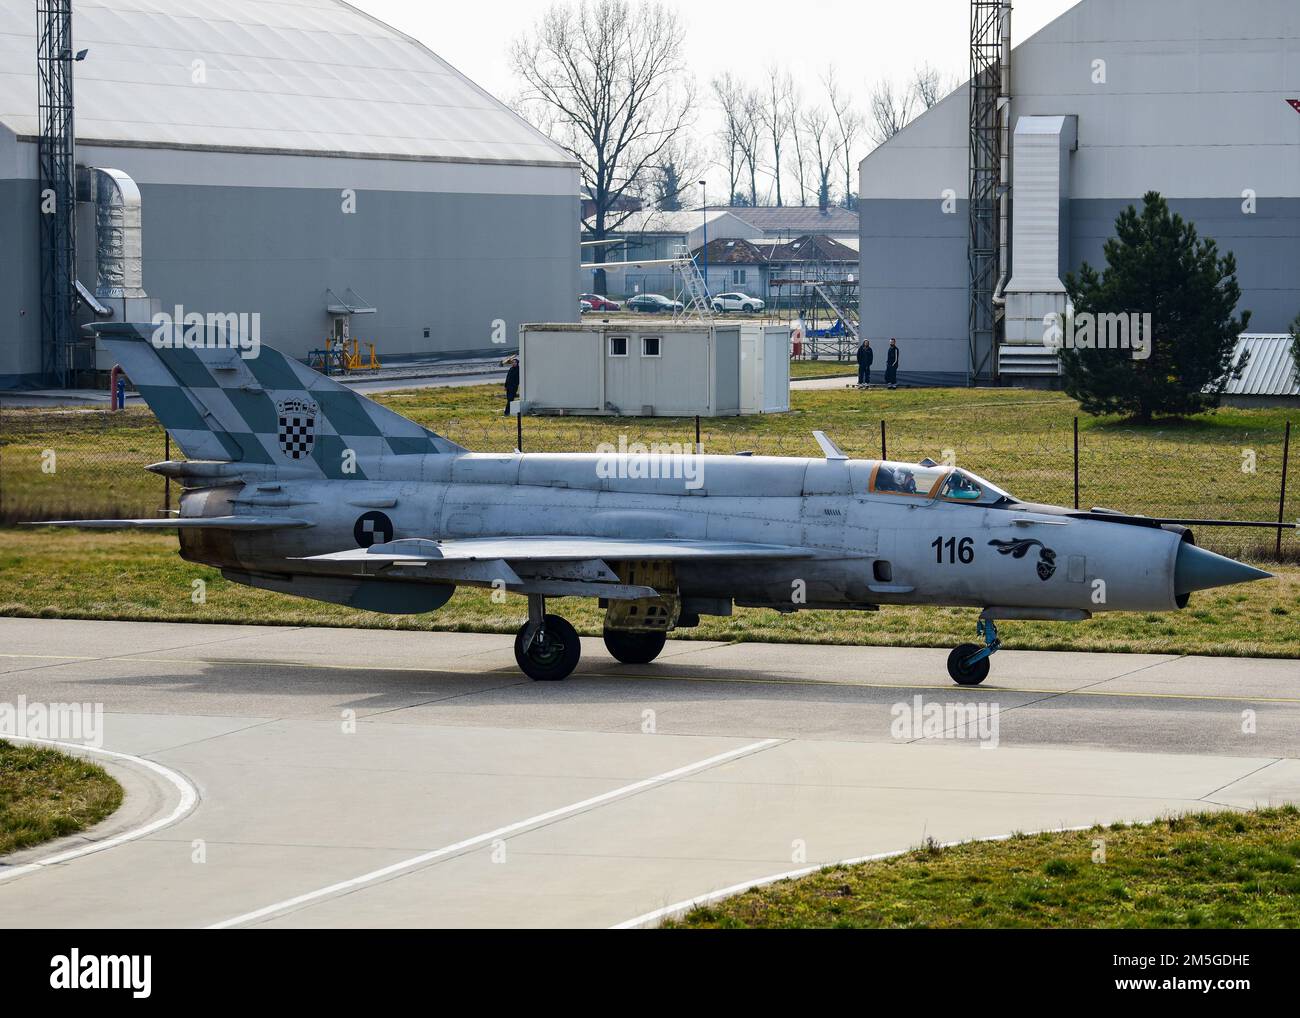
(37, 0, 80, 386)
(771, 265, 859, 362)
(967, 0, 1008, 386)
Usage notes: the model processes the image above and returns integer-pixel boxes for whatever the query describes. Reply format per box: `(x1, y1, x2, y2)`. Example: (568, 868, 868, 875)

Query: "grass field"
(2, 528, 1296, 657)
(789, 359, 857, 379)
(0, 740, 123, 857)
(665, 807, 1300, 929)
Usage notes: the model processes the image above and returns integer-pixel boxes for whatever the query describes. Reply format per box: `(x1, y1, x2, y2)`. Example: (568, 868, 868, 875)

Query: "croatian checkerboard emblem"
(354, 511, 394, 548)
(277, 398, 317, 459)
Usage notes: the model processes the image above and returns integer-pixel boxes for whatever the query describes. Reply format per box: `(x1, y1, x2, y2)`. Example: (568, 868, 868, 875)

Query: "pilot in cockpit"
(875, 466, 918, 494)
(944, 471, 982, 501)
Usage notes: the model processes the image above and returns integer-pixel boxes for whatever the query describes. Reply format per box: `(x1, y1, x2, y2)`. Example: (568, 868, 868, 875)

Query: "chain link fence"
(2, 403, 1294, 560)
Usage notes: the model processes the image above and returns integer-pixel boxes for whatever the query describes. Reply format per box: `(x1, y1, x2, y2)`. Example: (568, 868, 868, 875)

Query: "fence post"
(880, 419, 887, 461)
(1073, 416, 1080, 510)
(695, 414, 701, 455)
(164, 430, 171, 515)
(516, 411, 523, 453)
(1278, 421, 1292, 560)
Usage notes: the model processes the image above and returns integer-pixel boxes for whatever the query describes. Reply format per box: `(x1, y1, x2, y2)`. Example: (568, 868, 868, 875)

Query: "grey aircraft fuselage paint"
(178, 450, 1184, 616)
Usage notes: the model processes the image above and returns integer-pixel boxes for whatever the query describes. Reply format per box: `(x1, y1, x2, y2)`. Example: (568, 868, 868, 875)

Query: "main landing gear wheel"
(515, 613, 580, 681)
(603, 629, 667, 664)
(947, 644, 990, 686)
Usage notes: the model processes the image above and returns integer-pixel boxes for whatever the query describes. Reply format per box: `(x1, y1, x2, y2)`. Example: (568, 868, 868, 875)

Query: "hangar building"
(0, 0, 578, 388)
(858, 0, 1300, 387)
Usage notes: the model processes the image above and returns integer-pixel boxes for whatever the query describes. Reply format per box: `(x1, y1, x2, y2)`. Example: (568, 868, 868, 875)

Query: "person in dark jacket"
(884, 338, 900, 389)
(503, 356, 520, 416)
(856, 339, 873, 386)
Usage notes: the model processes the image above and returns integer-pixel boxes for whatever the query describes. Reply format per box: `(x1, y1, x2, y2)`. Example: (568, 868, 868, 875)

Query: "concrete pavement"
(0, 617, 1296, 927)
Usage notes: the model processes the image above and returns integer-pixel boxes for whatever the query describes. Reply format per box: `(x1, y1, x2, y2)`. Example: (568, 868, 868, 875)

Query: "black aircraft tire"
(515, 615, 581, 681)
(947, 644, 991, 686)
(603, 629, 667, 665)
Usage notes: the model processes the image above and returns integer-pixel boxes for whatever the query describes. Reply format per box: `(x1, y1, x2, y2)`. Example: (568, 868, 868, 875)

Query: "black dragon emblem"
(989, 538, 1057, 581)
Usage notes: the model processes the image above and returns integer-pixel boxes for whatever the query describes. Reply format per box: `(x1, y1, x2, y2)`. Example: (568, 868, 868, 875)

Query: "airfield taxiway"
(0, 617, 1296, 928)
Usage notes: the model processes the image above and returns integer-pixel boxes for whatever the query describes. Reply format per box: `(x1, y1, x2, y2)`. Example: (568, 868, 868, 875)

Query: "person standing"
(502, 355, 520, 416)
(884, 338, 900, 390)
(856, 338, 873, 387)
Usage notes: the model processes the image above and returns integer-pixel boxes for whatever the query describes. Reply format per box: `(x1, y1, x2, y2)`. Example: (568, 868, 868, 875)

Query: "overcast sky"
(352, 0, 1079, 196)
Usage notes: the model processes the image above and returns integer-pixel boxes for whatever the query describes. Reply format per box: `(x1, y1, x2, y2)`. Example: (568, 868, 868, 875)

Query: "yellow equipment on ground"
(344, 337, 380, 371)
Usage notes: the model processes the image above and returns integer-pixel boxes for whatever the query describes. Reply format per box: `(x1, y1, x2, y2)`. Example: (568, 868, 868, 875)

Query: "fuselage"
(177, 451, 1189, 616)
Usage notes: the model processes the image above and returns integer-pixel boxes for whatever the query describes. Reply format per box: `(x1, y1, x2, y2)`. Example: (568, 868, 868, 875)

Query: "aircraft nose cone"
(1175, 543, 1273, 596)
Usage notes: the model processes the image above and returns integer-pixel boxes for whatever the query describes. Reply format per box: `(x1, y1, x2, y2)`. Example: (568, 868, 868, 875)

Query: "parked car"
(579, 293, 621, 312)
(579, 299, 594, 313)
(711, 292, 765, 313)
(626, 293, 684, 314)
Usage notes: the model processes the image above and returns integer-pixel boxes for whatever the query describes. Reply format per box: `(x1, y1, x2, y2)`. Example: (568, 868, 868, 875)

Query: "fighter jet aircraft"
(35, 322, 1276, 686)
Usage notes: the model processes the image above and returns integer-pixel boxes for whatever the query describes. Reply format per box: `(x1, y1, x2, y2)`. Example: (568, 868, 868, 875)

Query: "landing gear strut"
(947, 617, 1000, 686)
(514, 594, 581, 681)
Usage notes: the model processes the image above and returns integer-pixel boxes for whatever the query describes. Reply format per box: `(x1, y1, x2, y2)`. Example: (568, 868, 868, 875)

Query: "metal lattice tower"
(37, 0, 78, 386)
(967, 1, 1007, 386)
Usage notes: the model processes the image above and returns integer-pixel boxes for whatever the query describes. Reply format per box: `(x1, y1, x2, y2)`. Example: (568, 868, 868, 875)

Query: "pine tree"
(1062, 192, 1250, 421)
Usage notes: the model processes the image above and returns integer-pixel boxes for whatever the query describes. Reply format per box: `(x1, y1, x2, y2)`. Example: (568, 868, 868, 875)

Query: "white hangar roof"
(0, 0, 574, 167)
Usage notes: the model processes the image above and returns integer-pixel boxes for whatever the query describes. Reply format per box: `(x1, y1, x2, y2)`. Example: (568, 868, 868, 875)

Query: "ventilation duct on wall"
(1000, 115, 1077, 380)
(88, 167, 146, 299)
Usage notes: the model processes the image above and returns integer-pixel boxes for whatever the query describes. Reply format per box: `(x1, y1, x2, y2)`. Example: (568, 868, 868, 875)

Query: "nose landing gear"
(514, 594, 581, 681)
(947, 616, 1000, 686)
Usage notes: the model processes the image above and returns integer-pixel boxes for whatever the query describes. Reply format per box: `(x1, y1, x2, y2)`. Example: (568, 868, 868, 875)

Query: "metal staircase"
(671, 245, 713, 322)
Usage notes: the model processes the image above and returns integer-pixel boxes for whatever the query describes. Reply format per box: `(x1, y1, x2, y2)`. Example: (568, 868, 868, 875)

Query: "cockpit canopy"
(868, 462, 1012, 505)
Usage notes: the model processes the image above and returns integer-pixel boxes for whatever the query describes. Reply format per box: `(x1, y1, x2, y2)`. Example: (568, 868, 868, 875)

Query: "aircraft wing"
(304, 536, 818, 564)
(579, 258, 681, 270)
(26, 516, 314, 531)
(299, 536, 819, 600)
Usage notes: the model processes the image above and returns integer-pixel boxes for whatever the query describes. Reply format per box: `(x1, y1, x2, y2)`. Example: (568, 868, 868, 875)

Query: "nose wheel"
(947, 617, 999, 686)
(514, 595, 581, 681)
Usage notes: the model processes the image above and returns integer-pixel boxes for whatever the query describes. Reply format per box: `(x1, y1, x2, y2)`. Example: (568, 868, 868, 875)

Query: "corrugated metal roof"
(0, 0, 574, 166)
(1224, 334, 1300, 396)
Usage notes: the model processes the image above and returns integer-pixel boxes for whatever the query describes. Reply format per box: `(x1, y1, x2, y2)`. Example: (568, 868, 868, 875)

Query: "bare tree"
(786, 85, 811, 206)
(800, 105, 841, 210)
(712, 72, 747, 207)
(868, 77, 916, 145)
(512, 0, 695, 292)
(650, 137, 705, 211)
(737, 87, 764, 207)
(825, 68, 864, 209)
(758, 65, 793, 206)
(911, 62, 955, 110)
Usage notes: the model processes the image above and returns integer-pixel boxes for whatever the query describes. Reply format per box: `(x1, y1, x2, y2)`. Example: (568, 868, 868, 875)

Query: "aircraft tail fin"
(91, 322, 465, 476)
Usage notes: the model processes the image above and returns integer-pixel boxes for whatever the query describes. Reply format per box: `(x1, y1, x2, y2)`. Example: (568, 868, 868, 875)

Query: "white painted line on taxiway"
(0, 737, 199, 883)
(208, 737, 783, 929)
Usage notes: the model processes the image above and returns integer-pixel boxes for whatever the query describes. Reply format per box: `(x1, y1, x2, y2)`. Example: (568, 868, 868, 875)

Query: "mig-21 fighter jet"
(33, 322, 1275, 685)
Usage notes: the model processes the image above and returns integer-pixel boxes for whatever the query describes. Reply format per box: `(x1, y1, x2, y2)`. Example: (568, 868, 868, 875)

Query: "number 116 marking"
(933, 536, 975, 565)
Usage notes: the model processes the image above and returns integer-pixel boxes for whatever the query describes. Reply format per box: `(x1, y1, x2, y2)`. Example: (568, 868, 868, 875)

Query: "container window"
(608, 336, 628, 357)
(641, 336, 662, 357)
